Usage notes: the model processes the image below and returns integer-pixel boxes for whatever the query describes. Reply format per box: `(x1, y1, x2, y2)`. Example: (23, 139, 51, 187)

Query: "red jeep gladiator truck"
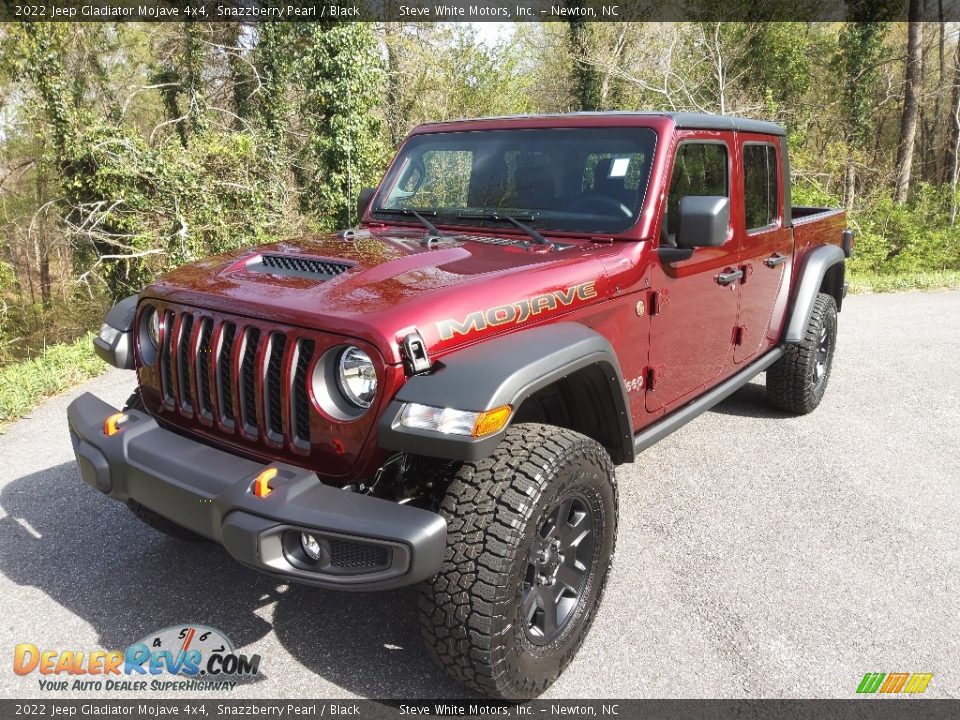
(68, 112, 851, 698)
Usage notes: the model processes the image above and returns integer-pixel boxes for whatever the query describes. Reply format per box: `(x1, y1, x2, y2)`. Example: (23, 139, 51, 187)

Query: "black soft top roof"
(666, 112, 786, 136)
(431, 111, 787, 137)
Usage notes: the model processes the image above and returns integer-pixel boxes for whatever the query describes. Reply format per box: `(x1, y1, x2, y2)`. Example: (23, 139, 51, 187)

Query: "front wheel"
(419, 424, 618, 698)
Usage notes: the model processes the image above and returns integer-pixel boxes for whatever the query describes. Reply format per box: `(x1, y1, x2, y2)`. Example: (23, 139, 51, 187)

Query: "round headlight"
(145, 307, 160, 348)
(336, 346, 377, 409)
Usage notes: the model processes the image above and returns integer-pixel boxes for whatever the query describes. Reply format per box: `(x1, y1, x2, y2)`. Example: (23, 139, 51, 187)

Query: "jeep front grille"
(291, 339, 314, 448)
(156, 309, 321, 450)
(195, 318, 214, 420)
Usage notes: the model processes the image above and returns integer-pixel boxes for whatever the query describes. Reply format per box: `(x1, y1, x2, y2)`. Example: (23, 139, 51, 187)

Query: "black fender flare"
(784, 246, 845, 344)
(378, 322, 634, 463)
(93, 294, 139, 370)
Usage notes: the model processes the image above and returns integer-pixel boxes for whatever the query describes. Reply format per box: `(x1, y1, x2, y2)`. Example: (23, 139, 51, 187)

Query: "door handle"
(765, 253, 788, 268)
(716, 268, 744, 286)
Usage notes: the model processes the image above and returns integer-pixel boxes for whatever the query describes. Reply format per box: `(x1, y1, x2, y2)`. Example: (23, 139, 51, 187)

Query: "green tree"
(299, 23, 386, 228)
(567, 14, 602, 111)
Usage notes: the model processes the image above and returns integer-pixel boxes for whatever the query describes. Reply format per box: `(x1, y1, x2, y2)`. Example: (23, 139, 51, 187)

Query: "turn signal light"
(473, 405, 512, 437)
(253, 468, 278, 498)
(103, 413, 127, 436)
(399, 403, 513, 437)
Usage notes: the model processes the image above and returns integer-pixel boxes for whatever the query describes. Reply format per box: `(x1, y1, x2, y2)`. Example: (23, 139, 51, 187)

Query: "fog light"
(301, 533, 322, 561)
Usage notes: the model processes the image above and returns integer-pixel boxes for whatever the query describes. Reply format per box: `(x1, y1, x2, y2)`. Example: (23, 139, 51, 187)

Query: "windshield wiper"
(456, 213, 549, 245)
(373, 207, 444, 238)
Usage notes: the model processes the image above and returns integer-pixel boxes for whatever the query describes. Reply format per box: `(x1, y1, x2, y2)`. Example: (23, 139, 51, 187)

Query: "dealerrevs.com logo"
(13, 625, 260, 692)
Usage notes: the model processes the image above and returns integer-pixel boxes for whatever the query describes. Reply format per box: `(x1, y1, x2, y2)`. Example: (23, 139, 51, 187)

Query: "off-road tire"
(122, 390, 209, 543)
(766, 292, 838, 414)
(419, 423, 618, 699)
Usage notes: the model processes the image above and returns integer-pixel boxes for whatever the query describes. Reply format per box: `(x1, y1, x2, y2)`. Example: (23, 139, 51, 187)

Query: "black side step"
(633, 347, 785, 454)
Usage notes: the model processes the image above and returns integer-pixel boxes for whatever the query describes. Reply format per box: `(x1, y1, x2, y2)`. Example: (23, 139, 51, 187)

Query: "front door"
(733, 137, 793, 364)
(646, 134, 740, 412)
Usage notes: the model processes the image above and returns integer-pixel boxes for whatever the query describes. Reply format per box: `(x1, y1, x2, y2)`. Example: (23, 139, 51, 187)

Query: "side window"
(664, 142, 728, 239)
(743, 144, 779, 231)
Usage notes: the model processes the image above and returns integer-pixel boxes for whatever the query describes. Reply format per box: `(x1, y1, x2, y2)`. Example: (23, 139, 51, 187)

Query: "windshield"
(373, 127, 658, 235)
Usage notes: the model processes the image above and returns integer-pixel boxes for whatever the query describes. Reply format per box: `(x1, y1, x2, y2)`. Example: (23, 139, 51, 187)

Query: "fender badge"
(436, 281, 598, 341)
(636, 300, 645, 316)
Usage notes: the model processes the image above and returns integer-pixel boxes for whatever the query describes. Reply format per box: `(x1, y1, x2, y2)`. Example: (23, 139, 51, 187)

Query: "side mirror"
(676, 196, 730, 249)
(357, 187, 376, 218)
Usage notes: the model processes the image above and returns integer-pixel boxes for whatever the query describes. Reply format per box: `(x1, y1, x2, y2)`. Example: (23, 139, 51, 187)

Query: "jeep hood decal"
(143, 228, 610, 364)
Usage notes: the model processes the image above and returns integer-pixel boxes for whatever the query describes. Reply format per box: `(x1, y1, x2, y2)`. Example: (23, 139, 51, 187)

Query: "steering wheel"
(570, 193, 632, 218)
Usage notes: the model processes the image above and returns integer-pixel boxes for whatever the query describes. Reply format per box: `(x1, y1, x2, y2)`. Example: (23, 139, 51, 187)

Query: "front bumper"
(67, 392, 446, 590)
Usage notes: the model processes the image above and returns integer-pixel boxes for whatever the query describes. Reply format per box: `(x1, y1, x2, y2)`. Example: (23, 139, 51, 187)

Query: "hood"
(143, 228, 611, 364)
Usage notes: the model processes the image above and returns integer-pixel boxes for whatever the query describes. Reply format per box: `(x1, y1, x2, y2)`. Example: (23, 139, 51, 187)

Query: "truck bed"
(792, 205, 844, 224)
(792, 206, 846, 258)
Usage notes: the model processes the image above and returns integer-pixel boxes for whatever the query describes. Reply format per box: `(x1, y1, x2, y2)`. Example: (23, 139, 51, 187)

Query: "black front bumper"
(67, 393, 446, 590)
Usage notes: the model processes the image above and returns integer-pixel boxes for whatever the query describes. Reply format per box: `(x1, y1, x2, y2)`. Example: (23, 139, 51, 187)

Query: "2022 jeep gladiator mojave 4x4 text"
(68, 112, 851, 698)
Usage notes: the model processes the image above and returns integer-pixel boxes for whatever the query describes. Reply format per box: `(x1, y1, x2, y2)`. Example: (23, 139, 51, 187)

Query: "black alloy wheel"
(522, 492, 595, 645)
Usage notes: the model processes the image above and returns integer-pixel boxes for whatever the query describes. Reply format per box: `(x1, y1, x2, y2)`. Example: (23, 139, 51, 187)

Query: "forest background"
(1, 16, 958, 419)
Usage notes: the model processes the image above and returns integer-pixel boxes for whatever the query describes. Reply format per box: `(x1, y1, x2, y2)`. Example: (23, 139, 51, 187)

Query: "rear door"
(646, 133, 740, 412)
(733, 137, 793, 363)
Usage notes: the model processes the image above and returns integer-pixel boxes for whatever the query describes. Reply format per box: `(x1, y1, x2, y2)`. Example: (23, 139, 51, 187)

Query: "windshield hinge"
(649, 289, 669, 316)
(400, 331, 431, 375)
(338, 228, 372, 241)
(589, 236, 615, 245)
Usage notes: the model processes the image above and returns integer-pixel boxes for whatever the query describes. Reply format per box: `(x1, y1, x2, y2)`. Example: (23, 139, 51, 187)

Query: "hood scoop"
(246, 253, 354, 280)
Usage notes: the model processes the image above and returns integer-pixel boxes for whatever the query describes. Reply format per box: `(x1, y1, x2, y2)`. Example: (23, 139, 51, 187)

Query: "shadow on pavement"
(710, 380, 794, 420)
(0, 462, 467, 698)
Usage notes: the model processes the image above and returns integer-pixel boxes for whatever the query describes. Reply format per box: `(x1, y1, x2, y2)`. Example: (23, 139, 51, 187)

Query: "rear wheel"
(766, 292, 838, 414)
(122, 390, 209, 543)
(419, 423, 617, 698)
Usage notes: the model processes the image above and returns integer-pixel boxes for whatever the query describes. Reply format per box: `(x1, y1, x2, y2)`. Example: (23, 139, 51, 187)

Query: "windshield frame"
(367, 126, 660, 239)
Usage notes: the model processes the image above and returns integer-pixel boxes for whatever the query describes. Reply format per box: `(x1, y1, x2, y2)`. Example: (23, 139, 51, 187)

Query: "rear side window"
(664, 142, 728, 238)
(743, 144, 779, 231)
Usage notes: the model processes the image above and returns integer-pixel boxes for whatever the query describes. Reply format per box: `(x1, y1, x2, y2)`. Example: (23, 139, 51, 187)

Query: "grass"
(0, 333, 106, 428)
(848, 270, 960, 294)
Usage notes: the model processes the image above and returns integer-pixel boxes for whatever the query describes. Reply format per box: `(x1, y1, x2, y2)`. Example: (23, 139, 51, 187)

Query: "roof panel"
(414, 111, 786, 136)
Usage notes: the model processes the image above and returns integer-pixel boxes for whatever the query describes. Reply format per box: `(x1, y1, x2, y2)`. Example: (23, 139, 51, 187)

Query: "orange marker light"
(253, 468, 278, 498)
(473, 405, 512, 437)
(103, 413, 127, 436)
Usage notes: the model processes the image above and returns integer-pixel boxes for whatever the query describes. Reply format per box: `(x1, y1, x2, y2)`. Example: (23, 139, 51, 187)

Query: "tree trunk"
(844, 155, 856, 210)
(946, 30, 960, 187)
(567, 12, 602, 111)
(893, 1, 923, 204)
(931, 11, 945, 181)
(951, 61, 960, 225)
(35, 140, 51, 309)
(383, 14, 405, 147)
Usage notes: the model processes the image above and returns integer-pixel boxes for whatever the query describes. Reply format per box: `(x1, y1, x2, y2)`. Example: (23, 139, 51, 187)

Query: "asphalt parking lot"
(1, 289, 958, 700)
